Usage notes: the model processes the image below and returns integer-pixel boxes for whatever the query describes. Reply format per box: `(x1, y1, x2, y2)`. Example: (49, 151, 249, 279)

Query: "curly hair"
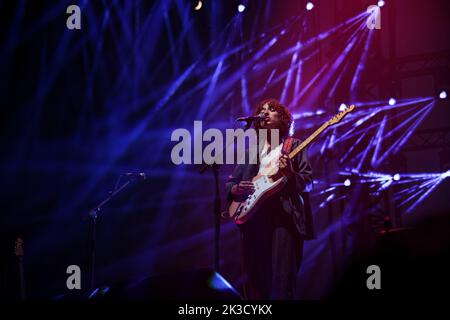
(253, 98, 293, 138)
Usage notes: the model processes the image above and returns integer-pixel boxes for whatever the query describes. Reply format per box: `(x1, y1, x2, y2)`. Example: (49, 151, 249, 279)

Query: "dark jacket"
(225, 138, 315, 240)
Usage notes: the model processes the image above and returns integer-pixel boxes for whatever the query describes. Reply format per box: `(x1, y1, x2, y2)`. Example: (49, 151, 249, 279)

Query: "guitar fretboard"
(288, 121, 330, 159)
(287, 105, 354, 159)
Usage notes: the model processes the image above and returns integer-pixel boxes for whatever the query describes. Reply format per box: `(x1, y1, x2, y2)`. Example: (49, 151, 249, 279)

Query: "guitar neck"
(286, 104, 355, 159)
(288, 121, 330, 159)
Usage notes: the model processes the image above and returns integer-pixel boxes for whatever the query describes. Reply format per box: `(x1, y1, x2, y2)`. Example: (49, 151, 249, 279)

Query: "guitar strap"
(281, 136, 294, 155)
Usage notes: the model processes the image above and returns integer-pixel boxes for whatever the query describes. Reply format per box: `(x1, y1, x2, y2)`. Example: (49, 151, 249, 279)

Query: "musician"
(226, 98, 314, 299)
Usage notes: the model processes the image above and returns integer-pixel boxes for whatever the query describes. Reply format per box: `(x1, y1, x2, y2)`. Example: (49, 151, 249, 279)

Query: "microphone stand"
(198, 117, 257, 272)
(199, 162, 222, 272)
(87, 175, 139, 291)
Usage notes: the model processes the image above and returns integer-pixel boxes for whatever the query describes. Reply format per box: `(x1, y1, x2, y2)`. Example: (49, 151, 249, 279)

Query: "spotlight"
(442, 170, 450, 179)
(194, 1, 202, 10)
(344, 179, 351, 187)
(339, 103, 347, 112)
(238, 4, 246, 12)
(388, 97, 396, 106)
(393, 173, 400, 181)
(377, 0, 385, 7)
(306, 2, 314, 10)
(439, 90, 447, 99)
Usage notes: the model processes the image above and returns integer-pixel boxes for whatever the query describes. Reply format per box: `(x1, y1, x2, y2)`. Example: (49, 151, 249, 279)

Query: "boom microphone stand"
(87, 173, 145, 291)
(199, 116, 260, 272)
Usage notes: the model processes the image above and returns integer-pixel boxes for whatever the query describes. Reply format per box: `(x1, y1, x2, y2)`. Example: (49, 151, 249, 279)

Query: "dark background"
(1, 0, 449, 300)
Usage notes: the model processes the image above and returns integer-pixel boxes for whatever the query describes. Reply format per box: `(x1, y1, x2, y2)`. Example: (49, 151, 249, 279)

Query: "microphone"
(123, 172, 146, 180)
(236, 112, 265, 122)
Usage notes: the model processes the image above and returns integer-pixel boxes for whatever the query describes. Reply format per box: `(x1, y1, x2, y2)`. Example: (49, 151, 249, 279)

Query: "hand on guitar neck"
(278, 154, 294, 178)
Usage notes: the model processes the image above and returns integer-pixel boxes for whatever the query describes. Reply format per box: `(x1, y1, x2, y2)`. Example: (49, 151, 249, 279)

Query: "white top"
(258, 142, 283, 176)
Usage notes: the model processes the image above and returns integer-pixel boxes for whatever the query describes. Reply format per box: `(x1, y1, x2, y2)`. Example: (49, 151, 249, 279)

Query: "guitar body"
(228, 172, 287, 224)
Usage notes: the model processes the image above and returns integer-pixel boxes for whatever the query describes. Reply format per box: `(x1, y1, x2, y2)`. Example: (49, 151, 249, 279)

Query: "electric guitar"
(228, 105, 355, 224)
(14, 237, 26, 300)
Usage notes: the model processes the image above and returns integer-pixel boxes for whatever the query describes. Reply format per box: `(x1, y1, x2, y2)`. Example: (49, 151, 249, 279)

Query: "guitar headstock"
(15, 237, 24, 257)
(328, 104, 355, 125)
